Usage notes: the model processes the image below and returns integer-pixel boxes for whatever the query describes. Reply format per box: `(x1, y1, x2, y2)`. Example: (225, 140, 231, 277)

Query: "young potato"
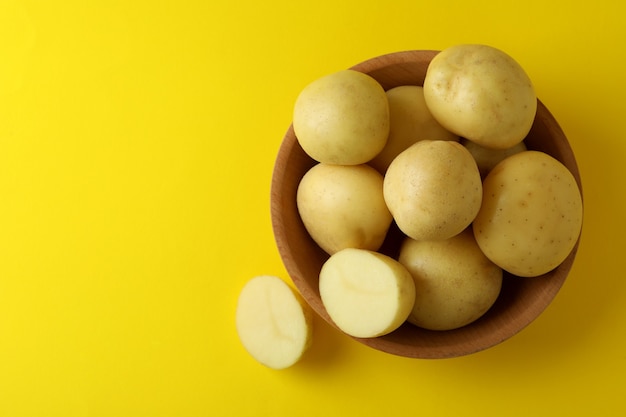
(297, 163, 392, 255)
(383, 140, 482, 241)
(423, 44, 537, 149)
(369, 85, 459, 174)
(293, 69, 389, 165)
(319, 248, 416, 338)
(473, 150, 583, 277)
(398, 228, 503, 331)
(236, 275, 313, 369)
(462, 138, 527, 178)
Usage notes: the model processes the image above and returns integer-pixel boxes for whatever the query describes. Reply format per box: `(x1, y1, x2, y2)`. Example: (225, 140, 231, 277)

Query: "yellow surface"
(0, 0, 624, 416)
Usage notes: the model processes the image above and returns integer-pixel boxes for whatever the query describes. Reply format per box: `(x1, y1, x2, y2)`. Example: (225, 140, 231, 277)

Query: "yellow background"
(0, 0, 624, 415)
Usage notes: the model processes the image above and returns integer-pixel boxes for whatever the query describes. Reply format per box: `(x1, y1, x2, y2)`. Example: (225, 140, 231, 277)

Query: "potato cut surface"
(235, 275, 313, 369)
(319, 248, 415, 338)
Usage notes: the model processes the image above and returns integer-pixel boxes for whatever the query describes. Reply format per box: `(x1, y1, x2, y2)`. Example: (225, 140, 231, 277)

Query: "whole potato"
(423, 44, 537, 149)
(369, 85, 458, 174)
(293, 70, 389, 165)
(297, 163, 392, 255)
(462, 138, 527, 178)
(473, 150, 583, 277)
(398, 228, 502, 331)
(383, 140, 482, 241)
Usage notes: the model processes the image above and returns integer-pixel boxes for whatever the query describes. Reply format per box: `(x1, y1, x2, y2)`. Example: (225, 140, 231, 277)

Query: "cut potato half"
(236, 275, 313, 369)
(319, 248, 415, 338)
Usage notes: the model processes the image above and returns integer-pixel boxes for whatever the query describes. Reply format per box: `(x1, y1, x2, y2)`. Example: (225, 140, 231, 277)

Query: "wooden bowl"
(270, 50, 582, 359)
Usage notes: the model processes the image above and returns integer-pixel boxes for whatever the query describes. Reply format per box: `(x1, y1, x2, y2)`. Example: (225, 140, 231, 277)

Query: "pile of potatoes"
(293, 44, 583, 339)
(235, 44, 583, 369)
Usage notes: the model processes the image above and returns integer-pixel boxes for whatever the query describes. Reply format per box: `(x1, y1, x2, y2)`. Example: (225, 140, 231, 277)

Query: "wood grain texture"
(270, 50, 582, 359)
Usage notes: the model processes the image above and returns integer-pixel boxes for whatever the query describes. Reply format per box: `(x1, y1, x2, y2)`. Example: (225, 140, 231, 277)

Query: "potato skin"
(383, 140, 482, 241)
(297, 163, 393, 255)
(423, 44, 537, 150)
(472, 150, 583, 277)
(369, 85, 458, 174)
(462, 138, 527, 178)
(398, 228, 502, 331)
(293, 70, 389, 165)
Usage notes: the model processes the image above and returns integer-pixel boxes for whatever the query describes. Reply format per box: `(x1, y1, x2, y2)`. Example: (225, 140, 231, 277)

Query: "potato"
(462, 138, 527, 178)
(423, 44, 537, 149)
(319, 248, 415, 338)
(473, 150, 583, 277)
(293, 69, 389, 165)
(383, 140, 482, 241)
(398, 228, 502, 331)
(297, 163, 392, 255)
(369, 85, 459, 174)
(235, 275, 313, 369)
